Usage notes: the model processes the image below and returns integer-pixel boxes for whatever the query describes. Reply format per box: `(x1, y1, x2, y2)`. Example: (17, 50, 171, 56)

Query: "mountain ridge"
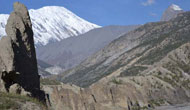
(58, 11, 190, 87)
(36, 25, 139, 71)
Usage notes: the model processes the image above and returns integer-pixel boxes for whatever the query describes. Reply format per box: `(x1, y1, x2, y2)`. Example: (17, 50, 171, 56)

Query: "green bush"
(111, 78, 122, 85)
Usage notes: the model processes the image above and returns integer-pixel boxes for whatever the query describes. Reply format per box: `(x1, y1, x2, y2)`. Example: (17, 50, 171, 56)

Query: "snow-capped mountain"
(170, 4, 183, 11)
(0, 14, 9, 37)
(161, 4, 184, 21)
(0, 6, 100, 46)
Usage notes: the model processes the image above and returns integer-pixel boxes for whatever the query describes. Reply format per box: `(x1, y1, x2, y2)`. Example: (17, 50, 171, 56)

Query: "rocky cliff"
(0, 2, 45, 101)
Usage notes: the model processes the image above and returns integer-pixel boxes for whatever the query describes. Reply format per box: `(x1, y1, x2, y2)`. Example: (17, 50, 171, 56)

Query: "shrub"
(111, 78, 122, 85)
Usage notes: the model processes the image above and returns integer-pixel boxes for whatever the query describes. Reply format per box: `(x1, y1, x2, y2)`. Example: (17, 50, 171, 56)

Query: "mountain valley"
(36, 25, 139, 72)
(0, 2, 189, 110)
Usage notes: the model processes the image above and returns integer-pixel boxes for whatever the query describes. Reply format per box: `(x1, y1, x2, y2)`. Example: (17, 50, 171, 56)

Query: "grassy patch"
(148, 99, 165, 108)
(120, 66, 148, 76)
(40, 78, 61, 85)
(155, 74, 178, 87)
(181, 79, 190, 89)
(0, 92, 46, 109)
(0, 98, 19, 109)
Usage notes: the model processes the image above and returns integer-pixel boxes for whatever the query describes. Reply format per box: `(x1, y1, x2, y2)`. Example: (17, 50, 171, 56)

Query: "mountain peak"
(169, 4, 182, 11)
(161, 4, 183, 21)
(0, 5, 100, 46)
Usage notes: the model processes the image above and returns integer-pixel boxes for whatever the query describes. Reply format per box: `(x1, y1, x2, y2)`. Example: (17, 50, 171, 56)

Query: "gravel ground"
(155, 104, 190, 110)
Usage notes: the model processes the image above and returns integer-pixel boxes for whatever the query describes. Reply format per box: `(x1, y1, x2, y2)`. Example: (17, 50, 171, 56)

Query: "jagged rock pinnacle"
(0, 2, 45, 101)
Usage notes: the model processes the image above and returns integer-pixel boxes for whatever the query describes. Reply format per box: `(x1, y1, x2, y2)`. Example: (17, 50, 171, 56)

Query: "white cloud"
(150, 12, 157, 17)
(142, 0, 155, 6)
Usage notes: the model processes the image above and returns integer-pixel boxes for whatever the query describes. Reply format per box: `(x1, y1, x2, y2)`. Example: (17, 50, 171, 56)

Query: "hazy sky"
(1, 0, 190, 26)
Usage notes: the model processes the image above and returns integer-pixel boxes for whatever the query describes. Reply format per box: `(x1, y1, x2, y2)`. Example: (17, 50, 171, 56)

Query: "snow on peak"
(170, 4, 182, 11)
(0, 6, 100, 46)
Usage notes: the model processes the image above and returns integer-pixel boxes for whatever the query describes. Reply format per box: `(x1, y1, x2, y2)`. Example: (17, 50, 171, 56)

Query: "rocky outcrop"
(0, 2, 45, 101)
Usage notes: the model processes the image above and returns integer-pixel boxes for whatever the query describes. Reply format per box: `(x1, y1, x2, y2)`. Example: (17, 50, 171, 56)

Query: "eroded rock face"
(0, 2, 44, 101)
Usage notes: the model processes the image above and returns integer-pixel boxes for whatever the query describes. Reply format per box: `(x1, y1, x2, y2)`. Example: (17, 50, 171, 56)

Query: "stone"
(0, 2, 45, 102)
(9, 84, 32, 96)
(9, 84, 23, 94)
